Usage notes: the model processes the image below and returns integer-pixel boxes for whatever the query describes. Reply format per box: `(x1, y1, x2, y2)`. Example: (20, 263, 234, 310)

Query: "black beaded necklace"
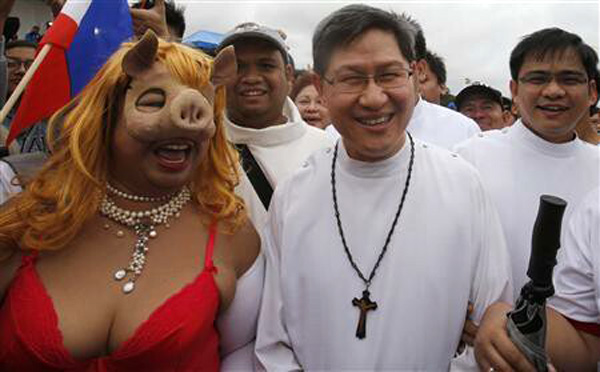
(330, 132, 415, 339)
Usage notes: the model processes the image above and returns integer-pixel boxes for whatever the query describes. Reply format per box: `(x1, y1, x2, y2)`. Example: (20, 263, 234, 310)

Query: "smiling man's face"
(225, 39, 292, 129)
(318, 28, 417, 162)
(511, 48, 597, 143)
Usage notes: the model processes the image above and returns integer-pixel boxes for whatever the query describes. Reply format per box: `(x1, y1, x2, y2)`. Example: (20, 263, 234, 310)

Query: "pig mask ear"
(211, 45, 237, 87)
(122, 29, 159, 78)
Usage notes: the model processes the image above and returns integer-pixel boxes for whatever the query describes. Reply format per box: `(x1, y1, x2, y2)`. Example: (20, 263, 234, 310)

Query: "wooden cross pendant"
(352, 290, 378, 339)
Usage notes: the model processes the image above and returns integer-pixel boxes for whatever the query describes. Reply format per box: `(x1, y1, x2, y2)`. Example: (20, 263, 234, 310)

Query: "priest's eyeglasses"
(323, 67, 413, 94)
(518, 72, 589, 88)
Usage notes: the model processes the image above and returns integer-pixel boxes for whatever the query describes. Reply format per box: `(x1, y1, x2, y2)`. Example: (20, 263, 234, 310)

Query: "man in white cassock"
(255, 4, 512, 370)
(217, 22, 333, 230)
(214, 22, 333, 371)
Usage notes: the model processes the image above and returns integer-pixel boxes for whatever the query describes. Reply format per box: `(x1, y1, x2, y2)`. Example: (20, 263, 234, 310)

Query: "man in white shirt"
(255, 5, 512, 370)
(455, 27, 600, 301)
(456, 83, 507, 131)
(456, 28, 600, 369)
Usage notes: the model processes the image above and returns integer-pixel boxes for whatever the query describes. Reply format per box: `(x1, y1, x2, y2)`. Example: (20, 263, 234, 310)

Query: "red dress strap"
(204, 222, 218, 273)
(20, 250, 39, 267)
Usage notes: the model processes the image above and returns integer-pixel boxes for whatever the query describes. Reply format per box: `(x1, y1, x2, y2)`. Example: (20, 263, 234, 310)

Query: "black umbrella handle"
(527, 195, 567, 292)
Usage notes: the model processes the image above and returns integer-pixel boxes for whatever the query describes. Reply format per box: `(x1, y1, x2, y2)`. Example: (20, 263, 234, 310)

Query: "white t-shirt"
(549, 188, 600, 326)
(455, 120, 600, 298)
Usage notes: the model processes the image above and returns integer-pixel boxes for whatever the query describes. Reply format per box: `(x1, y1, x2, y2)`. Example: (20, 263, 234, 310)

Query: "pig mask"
(120, 31, 236, 144)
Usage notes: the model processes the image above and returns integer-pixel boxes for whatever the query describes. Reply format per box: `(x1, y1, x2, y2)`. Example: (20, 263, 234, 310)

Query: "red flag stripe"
(6, 48, 71, 145)
(40, 13, 79, 50)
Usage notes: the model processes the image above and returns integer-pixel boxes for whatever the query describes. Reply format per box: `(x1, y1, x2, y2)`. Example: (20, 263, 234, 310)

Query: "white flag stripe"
(60, 0, 93, 26)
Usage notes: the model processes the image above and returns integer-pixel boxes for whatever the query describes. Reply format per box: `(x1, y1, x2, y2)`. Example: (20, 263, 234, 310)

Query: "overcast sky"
(181, 0, 599, 97)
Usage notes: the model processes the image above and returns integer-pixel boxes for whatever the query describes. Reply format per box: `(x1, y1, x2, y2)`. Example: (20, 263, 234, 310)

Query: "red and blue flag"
(7, 0, 133, 144)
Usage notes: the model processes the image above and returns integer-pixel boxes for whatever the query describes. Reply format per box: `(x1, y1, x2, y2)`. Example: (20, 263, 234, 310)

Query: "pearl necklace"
(106, 182, 174, 202)
(100, 186, 192, 294)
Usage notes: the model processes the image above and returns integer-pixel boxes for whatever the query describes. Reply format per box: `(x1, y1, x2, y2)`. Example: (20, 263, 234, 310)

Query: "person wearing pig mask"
(0, 31, 259, 371)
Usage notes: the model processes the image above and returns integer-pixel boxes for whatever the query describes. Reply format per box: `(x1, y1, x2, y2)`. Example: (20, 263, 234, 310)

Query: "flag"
(7, 0, 133, 145)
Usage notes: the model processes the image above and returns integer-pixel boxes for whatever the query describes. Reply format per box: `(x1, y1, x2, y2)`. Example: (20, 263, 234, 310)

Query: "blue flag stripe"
(66, 0, 133, 96)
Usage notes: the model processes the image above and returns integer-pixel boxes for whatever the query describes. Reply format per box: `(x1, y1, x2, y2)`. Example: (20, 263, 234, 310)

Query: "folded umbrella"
(507, 195, 567, 371)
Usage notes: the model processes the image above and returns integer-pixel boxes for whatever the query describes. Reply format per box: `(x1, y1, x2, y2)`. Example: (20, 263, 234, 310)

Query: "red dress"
(0, 225, 220, 371)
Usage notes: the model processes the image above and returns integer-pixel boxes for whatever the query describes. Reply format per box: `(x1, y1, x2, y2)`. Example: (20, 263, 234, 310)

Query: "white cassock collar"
(512, 119, 580, 158)
(224, 97, 308, 147)
(336, 135, 414, 179)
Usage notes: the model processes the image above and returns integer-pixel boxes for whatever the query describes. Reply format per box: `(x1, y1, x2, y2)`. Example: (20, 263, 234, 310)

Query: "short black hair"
(400, 13, 427, 60)
(424, 50, 446, 85)
(510, 27, 598, 81)
(312, 4, 415, 76)
(165, 0, 186, 39)
(591, 68, 600, 113)
(6, 39, 37, 51)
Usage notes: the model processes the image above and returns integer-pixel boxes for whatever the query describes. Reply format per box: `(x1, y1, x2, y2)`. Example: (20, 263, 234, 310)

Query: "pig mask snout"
(170, 88, 215, 135)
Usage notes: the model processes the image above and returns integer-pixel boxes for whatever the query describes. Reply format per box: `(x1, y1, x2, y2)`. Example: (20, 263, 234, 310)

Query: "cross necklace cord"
(330, 132, 415, 339)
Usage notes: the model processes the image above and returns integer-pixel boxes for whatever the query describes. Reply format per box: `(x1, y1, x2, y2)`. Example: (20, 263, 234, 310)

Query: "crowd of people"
(0, 0, 599, 371)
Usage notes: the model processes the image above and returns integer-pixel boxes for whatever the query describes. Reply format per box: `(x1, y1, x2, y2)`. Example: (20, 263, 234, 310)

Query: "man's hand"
(130, 0, 169, 39)
(461, 302, 478, 347)
(474, 302, 536, 372)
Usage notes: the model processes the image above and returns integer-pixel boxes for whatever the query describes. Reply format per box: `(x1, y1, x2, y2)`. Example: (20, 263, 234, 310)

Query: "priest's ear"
(415, 59, 429, 85)
(510, 79, 520, 107)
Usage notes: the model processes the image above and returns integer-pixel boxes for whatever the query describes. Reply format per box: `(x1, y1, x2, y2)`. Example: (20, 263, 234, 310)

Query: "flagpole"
(0, 43, 53, 141)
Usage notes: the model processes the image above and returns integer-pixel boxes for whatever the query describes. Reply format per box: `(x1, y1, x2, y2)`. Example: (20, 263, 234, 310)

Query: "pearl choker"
(100, 186, 192, 294)
(106, 182, 174, 202)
